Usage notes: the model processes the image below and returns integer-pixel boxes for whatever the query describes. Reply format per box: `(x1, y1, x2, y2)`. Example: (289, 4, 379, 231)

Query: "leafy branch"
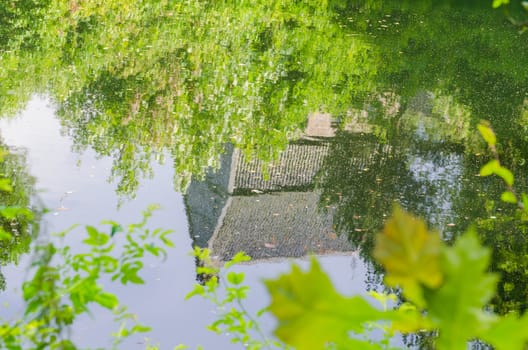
(0, 206, 174, 350)
(186, 249, 285, 350)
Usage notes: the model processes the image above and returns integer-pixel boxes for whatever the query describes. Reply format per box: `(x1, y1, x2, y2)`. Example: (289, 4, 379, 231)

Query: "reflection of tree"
(1, 1, 379, 196)
(1, 0, 528, 317)
(478, 215, 528, 315)
(315, 131, 421, 262)
(0, 146, 37, 291)
(339, 1, 528, 159)
(327, 1, 528, 318)
(451, 154, 528, 315)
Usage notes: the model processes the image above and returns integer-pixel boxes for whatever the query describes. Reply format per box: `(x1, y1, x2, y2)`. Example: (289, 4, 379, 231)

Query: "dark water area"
(1, 0, 528, 348)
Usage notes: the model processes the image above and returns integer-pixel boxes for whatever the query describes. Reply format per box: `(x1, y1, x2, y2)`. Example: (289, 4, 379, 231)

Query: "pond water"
(1, 1, 528, 349)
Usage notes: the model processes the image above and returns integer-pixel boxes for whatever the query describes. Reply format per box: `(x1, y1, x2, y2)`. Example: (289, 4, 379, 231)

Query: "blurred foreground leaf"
(265, 259, 387, 349)
(426, 230, 498, 350)
(373, 206, 443, 307)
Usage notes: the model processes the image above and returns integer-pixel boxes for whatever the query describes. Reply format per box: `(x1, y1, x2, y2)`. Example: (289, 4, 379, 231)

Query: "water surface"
(1, 1, 528, 348)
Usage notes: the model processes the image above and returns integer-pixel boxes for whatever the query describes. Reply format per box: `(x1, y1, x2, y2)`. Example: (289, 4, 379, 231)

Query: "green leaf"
(94, 292, 119, 310)
(144, 243, 161, 257)
(0, 179, 13, 192)
(479, 161, 513, 185)
(477, 122, 497, 145)
(130, 324, 152, 333)
(481, 313, 528, 350)
(373, 206, 443, 307)
(225, 251, 251, 268)
(492, 0, 510, 8)
(265, 259, 387, 349)
(0, 206, 33, 220)
(185, 284, 205, 299)
(83, 226, 109, 246)
(495, 166, 514, 186)
(0, 228, 12, 241)
(500, 191, 517, 204)
(425, 230, 498, 350)
(480, 160, 500, 177)
(110, 224, 123, 237)
(522, 193, 528, 213)
(226, 272, 245, 285)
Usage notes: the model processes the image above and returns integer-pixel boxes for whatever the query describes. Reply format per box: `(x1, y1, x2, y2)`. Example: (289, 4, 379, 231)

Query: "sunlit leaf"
(226, 272, 245, 285)
(495, 166, 514, 186)
(0, 179, 13, 192)
(480, 160, 500, 176)
(481, 313, 528, 349)
(265, 259, 388, 349)
(426, 230, 498, 350)
(477, 121, 497, 145)
(0, 229, 12, 241)
(500, 191, 517, 204)
(130, 324, 152, 333)
(373, 206, 443, 307)
(224, 251, 251, 268)
(94, 292, 119, 310)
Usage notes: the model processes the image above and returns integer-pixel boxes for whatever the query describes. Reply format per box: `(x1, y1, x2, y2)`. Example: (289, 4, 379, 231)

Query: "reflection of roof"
(209, 191, 354, 261)
(234, 141, 330, 191)
(185, 128, 376, 262)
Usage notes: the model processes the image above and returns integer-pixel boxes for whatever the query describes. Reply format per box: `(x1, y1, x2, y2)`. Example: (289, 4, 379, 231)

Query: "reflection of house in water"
(184, 114, 355, 262)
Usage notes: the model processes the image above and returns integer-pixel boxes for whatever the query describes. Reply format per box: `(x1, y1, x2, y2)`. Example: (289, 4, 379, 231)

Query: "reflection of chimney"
(305, 112, 336, 138)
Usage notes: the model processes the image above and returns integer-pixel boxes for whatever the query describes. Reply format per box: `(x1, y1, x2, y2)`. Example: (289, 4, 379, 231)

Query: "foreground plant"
(261, 123, 528, 349)
(263, 205, 528, 350)
(185, 249, 285, 350)
(184, 122, 528, 350)
(0, 205, 173, 349)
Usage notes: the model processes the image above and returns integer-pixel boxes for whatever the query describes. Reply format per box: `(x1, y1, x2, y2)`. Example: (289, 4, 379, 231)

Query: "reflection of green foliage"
(0, 206, 174, 349)
(343, 1, 528, 159)
(0, 146, 36, 291)
(474, 214, 528, 314)
(2, 0, 527, 197)
(1, 0, 379, 195)
(315, 131, 423, 261)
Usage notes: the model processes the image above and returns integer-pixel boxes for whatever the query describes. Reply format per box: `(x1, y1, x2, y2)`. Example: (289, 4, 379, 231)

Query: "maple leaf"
(482, 313, 528, 350)
(425, 230, 498, 350)
(373, 206, 443, 307)
(264, 259, 390, 349)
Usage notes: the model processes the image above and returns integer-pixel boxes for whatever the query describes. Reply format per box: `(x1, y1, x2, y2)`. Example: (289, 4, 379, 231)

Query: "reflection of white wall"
(305, 112, 336, 137)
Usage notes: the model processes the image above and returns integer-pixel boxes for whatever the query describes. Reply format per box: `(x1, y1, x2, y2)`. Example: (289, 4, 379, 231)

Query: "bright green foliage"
(0, 146, 37, 291)
(477, 122, 497, 147)
(265, 207, 528, 349)
(482, 313, 528, 349)
(480, 160, 514, 186)
(478, 122, 519, 205)
(186, 249, 284, 350)
(493, 0, 510, 8)
(0, 207, 174, 349)
(373, 206, 443, 308)
(266, 259, 387, 349)
(376, 210, 501, 349)
(425, 231, 498, 350)
(0, 0, 379, 196)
